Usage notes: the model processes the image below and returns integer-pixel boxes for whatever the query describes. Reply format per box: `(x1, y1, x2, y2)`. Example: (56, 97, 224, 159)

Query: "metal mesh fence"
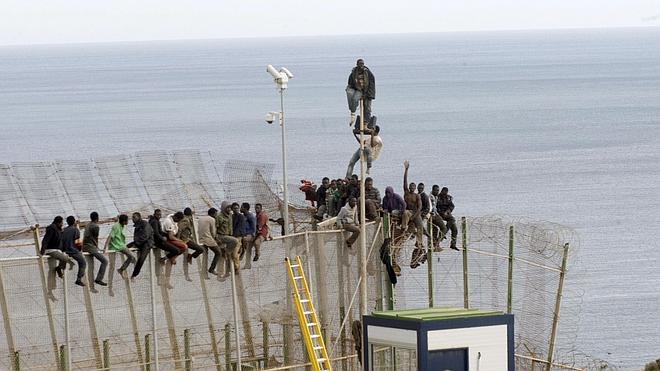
(0, 154, 591, 370)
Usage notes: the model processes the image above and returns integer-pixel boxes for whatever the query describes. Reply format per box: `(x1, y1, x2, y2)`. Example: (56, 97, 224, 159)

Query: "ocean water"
(1, 28, 660, 368)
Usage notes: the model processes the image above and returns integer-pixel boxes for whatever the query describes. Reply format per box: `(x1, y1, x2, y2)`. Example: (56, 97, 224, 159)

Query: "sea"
(1, 27, 659, 369)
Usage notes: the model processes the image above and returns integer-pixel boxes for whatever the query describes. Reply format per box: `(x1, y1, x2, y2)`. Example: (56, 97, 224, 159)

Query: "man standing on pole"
(346, 59, 375, 125)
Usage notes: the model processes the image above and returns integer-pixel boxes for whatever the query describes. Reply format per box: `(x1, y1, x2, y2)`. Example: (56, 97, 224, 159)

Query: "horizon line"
(1, 25, 658, 48)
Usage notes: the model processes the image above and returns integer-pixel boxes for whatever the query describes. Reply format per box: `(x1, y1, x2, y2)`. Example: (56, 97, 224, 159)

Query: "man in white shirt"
(337, 197, 360, 248)
(346, 125, 383, 178)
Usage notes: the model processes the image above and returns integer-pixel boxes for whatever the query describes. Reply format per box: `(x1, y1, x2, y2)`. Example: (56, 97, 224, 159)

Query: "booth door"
(427, 348, 468, 371)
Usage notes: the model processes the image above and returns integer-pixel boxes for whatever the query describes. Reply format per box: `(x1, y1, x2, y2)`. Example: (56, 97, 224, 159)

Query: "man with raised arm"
(403, 161, 425, 268)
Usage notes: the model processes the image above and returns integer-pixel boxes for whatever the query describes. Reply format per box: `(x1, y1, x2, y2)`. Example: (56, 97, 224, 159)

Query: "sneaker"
(450, 246, 459, 251)
(75, 279, 85, 287)
(349, 112, 356, 126)
(253, 254, 260, 262)
(94, 279, 108, 286)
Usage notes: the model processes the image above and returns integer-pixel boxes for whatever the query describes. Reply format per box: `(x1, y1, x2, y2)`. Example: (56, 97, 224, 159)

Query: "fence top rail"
(468, 246, 564, 273)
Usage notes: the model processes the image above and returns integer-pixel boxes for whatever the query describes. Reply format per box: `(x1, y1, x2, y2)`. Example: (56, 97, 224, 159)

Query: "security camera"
(265, 111, 278, 124)
(266, 65, 280, 80)
(280, 67, 294, 79)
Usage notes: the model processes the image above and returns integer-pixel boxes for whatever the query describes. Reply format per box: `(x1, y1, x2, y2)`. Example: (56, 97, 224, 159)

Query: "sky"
(2, 0, 660, 46)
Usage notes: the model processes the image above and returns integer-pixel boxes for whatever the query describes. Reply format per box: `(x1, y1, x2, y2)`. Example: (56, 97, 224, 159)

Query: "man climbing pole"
(346, 58, 375, 125)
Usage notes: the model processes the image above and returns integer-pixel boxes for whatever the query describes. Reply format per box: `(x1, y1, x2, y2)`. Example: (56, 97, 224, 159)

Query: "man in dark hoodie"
(381, 186, 408, 229)
(148, 209, 182, 265)
(346, 58, 376, 124)
(40, 216, 74, 285)
(61, 216, 86, 286)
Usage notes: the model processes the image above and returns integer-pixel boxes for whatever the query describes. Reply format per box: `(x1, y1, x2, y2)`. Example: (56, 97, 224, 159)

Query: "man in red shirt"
(252, 203, 270, 262)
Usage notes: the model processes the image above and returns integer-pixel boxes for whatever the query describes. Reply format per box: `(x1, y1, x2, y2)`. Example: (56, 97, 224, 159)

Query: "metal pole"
(383, 213, 394, 310)
(63, 269, 72, 371)
(102, 339, 110, 371)
(145, 334, 152, 371)
(149, 251, 160, 371)
(230, 260, 242, 370)
(507, 225, 514, 314)
(359, 99, 368, 320)
(0, 266, 17, 367)
(262, 321, 269, 368)
(280, 89, 290, 236)
(31, 226, 60, 366)
(461, 216, 469, 309)
(427, 218, 434, 308)
(184, 329, 192, 371)
(546, 243, 570, 371)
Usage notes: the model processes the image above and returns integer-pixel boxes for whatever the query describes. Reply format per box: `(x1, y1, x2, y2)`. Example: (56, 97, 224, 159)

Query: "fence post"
(262, 321, 269, 368)
(427, 218, 434, 308)
(148, 251, 159, 371)
(230, 260, 243, 370)
(507, 225, 514, 314)
(546, 243, 570, 371)
(144, 334, 151, 371)
(102, 340, 110, 371)
(184, 329, 192, 371)
(195, 257, 221, 370)
(0, 266, 17, 370)
(12, 351, 20, 371)
(63, 268, 72, 371)
(59, 345, 68, 371)
(81, 252, 103, 369)
(224, 323, 231, 371)
(31, 225, 60, 367)
(118, 252, 145, 370)
(461, 217, 469, 309)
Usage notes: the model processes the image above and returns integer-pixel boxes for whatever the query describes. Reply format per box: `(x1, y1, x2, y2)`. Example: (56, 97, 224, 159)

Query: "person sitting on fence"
(314, 177, 330, 221)
(128, 212, 154, 279)
(429, 185, 443, 250)
(62, 216, 87, 286)
(338, 197, 360, 248)
(82, 211, 108, 286)
(161, 212, 188, 261)
(240, 203, 257, 269)
(216, 201, 240, 276)
(360, 176, 382, 222)
(327, 179, 340, 217)
(40, 216, 75, 285)
(381, 186, 408, 229)
(436, 187, 459, 251)
(149, 209, 182, 265)
(253, 203, 270, 262)
(299, 179, 317, 207)
(106, 214, 136, 279)
(197, 208, 222, 276)
(178, 208, 204, 265)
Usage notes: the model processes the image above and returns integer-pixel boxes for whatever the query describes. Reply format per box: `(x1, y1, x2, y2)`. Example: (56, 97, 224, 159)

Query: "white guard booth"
(362, 307, 514, 371)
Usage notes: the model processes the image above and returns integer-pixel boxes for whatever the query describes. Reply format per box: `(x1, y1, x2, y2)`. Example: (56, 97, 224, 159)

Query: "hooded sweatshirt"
(215, 201, 233, 236)
(381, 186, 406, 213)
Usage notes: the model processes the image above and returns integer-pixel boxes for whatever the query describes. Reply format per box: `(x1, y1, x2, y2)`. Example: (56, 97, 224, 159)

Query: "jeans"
(66, 250, 87, 280)
(186, 241, 204, 259)
(116, 248, 136, 272)
(343, 224, 360, 247)
(45, 250, 73, 290)
(131, 245, 151, 278)
(345, 147, 372, 178)
(346, 87, 372, 118)
(205, 244, 222, 273)
(155, 240, 181, 259)
(84, 247, 108, 282)
(217, 235, 240, 275)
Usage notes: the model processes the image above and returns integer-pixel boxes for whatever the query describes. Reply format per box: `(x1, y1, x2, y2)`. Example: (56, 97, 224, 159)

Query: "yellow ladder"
(285, 256, 332, 371)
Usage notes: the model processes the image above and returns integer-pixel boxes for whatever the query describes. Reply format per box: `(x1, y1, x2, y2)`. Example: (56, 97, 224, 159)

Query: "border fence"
(0, 152, 596, 370)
